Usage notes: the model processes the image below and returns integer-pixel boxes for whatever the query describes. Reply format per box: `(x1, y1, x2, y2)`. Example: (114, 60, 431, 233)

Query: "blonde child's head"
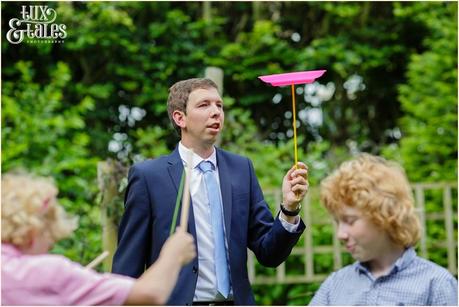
(2, 172, 78, 250)
(320, 153, 421, 248)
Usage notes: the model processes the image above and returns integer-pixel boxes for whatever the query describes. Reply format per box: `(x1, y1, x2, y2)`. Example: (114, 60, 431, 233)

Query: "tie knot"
(198, 160, 214, 173)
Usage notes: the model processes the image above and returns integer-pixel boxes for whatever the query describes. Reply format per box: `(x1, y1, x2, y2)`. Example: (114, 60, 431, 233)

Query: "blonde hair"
(320, 154, 421, 247)
(2, 173, 78, 248)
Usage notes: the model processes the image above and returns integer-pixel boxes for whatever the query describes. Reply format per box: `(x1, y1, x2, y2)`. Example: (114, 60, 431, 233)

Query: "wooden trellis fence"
(248, 182, 458, 285)
(97, 161, 457, 281)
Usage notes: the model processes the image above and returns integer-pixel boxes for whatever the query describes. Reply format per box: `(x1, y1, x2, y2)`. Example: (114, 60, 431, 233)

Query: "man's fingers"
(291, 163, 308, 179)
(292, 182, 309, 193)
(285, 166, 295, 179)
(296, 162, 308, 169)
(290, 175, 307, 186)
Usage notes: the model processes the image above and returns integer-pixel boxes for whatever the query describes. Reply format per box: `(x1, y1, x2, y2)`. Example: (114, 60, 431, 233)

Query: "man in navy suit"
(112, 78, 309, 305)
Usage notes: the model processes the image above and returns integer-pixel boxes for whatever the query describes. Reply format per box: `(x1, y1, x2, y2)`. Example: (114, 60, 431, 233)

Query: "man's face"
(335, 206, 392, 264)
(176, 87, 224, 148)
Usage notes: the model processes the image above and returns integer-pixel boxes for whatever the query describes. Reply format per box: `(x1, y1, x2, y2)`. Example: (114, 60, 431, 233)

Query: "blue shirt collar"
(354, 247, 417, 277)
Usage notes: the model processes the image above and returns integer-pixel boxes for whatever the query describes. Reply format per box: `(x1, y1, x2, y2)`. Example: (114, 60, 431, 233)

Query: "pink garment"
(1, 244, 134, 305)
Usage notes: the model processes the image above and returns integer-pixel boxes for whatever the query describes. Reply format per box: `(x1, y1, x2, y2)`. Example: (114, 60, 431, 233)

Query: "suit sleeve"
(112, 165, 152, 278)
(246, 158, 305, 267)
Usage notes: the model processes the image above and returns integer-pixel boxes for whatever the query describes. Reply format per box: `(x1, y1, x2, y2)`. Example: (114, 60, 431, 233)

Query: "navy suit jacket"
(112, 147, 305, 305)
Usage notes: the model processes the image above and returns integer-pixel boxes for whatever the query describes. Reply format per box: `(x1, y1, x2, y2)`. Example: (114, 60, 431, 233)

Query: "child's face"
(334, 207, 392, 264)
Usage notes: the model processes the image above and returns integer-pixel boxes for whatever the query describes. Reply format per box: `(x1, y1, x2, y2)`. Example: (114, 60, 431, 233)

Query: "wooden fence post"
(205, 66, 224, 147)
(205, 66, 224, 94)
(97, 159, 128, 271)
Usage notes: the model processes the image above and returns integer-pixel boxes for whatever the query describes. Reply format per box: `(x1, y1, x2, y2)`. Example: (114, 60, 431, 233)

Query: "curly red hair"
(320, 154, 420, 247)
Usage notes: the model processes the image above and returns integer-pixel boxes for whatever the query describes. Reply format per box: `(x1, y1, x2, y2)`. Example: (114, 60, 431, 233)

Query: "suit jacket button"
(192, 266, 198, 273)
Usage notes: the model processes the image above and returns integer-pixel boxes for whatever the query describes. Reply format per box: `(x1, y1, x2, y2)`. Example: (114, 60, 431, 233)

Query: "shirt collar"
(392, 246, 416, 271)
(178, 142, 217, 170)
(354, 247, 417, 276)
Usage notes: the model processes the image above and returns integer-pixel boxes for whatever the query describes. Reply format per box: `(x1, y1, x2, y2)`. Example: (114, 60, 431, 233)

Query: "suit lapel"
(167, 148, 184, 192)
(216, 149, 233, 240)
(167, 147, 196, 236)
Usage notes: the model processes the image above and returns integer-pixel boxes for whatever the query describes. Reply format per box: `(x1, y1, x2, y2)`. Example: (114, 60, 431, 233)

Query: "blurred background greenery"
(2, 1, 457, 305)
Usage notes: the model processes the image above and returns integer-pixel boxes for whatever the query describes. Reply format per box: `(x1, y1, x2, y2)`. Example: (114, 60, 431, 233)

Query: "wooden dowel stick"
(291, 84, 301, 202)
(85, 250, 109, 270)
(291, 84, 298, 170)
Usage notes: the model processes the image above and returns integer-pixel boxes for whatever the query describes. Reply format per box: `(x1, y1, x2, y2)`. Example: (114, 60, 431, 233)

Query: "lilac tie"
(198, 161, 230, 298)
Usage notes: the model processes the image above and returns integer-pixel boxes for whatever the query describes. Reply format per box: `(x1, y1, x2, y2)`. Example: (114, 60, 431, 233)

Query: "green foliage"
(2, 60, 101, 263)
(2, 1, 457, 304)
(385, 2, 458, 182)
(382, 3, 458, 275)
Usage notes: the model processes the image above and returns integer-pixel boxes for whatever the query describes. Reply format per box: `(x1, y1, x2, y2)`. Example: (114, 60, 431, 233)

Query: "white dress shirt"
(178, 142, 299, 302)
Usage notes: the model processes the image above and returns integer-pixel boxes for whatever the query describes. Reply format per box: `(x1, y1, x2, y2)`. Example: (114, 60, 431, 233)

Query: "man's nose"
(210, 104, 221, 117)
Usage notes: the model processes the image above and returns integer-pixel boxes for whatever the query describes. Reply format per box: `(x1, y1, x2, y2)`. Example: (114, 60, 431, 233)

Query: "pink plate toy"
(258, 70, 326, 87)
(258, 69, 326, 175)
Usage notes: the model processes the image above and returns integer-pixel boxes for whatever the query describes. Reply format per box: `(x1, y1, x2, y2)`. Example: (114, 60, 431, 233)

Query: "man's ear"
(172, 110, 186, 129)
